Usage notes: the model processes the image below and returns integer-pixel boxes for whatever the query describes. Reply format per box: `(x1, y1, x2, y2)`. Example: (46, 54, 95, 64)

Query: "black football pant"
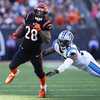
(9, 47, 45, 79)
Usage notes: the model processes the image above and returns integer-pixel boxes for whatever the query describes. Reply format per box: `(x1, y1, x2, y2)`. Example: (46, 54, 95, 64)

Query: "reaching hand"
(33, 23, 41, 32)
(9, 33, 18, 40)
(46, 69, 59, 77)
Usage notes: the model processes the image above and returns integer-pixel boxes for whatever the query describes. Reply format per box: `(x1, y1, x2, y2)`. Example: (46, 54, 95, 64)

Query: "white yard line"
(0, 84, 99, 87)
(0, 94, 100, 97)
(1, 88, 100, 91)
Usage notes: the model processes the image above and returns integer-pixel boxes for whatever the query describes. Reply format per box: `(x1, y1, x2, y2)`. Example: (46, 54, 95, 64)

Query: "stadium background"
(0, 0, 100, 60)
(0, 0, 100, 100)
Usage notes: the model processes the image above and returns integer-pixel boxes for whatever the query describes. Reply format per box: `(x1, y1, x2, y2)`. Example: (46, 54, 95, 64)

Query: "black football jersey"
(20, 11, 51, 53)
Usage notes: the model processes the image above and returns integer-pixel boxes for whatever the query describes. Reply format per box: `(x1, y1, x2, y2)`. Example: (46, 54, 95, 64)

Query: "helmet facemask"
(58, 39, 70, 51)
(58, 30, 74, 51)
(34, 3, 48, 22)
(35, 8, 46, 21)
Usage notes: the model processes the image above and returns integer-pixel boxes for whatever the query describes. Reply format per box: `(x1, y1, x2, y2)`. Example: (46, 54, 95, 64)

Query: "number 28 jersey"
(20, 11, 51, 53)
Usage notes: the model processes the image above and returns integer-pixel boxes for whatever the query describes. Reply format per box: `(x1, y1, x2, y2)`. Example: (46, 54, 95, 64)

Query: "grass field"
(0, 61, 100, 100)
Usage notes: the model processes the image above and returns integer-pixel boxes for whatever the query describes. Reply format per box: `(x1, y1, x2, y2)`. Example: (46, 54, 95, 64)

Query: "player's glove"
(46, 69, 59, 77)
(33, 23, 41, 32)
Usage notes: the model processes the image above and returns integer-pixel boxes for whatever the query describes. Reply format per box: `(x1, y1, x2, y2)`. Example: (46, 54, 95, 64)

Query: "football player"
(5, 3, 52, 98)
(43, 30, 100, 78)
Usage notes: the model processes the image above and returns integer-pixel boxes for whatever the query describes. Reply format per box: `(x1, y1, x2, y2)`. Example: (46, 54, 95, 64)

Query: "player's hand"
(46, 69, 59, 77)
(33, 23, 41, 32)
(9, 32, 18, 40)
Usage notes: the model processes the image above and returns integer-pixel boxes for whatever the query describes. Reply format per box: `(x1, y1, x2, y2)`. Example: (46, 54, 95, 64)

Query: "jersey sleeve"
(67, 47, 78, 58)
(42, 16, 52, 31)
(57, 58, 74, 73)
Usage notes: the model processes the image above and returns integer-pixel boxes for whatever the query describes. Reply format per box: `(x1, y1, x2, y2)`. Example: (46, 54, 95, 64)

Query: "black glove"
(46, 69, 59, 77)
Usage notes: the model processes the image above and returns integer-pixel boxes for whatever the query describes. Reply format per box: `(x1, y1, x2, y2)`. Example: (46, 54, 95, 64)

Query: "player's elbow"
(46, 38, 51, 43)
(45, 35, 51, 43)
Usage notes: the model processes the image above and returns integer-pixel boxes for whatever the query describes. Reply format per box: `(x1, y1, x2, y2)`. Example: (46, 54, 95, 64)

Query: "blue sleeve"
(67, 47, 77, 58)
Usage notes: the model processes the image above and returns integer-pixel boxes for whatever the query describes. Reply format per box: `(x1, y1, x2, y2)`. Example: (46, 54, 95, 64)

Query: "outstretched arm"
(10, 23, 25, 40)
(46, 58, 74, 77)
(46, 46, 78, 77)
(42, 47, 55, 57)
(39, 30, 51, 43)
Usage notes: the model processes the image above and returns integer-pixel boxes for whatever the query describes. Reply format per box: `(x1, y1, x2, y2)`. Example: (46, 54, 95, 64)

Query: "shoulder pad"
(25, 11, 35, 21)
(67, 47, 77, 57)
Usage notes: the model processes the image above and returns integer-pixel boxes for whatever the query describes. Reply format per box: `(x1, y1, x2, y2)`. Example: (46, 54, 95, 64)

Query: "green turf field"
(0, 61, 100, 100)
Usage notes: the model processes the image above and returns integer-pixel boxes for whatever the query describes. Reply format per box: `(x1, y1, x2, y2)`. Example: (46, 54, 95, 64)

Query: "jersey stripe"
(61, 31, 67, 39)
(88, 62, 100, 75)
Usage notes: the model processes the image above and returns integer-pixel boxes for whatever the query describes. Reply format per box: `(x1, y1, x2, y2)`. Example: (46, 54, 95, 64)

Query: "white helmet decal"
(58, 30, 74, 42)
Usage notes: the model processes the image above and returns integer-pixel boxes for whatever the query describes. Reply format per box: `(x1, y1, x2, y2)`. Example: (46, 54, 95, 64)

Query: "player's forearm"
(57, 58, 74, 73)
(39, 31, 51, 43)
(16, 24, 24, 34)
(11, 24, 25, 39)
(46, 58, 74, 77)
(43, 47, 55, 56)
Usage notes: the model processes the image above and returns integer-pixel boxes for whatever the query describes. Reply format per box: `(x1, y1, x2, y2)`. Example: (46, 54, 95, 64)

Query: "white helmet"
(58, 30, 74, 48)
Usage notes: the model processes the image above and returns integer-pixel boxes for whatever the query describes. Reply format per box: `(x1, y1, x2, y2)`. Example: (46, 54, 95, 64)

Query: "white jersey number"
(25, 26, 38, 41)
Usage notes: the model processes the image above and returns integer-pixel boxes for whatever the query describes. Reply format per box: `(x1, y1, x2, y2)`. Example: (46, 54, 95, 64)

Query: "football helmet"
(58, 30, 74, 48)
(34, 3, 48, 21)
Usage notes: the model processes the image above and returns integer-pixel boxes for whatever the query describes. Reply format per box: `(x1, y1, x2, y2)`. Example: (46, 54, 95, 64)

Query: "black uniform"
(9, 11, 51, 78)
